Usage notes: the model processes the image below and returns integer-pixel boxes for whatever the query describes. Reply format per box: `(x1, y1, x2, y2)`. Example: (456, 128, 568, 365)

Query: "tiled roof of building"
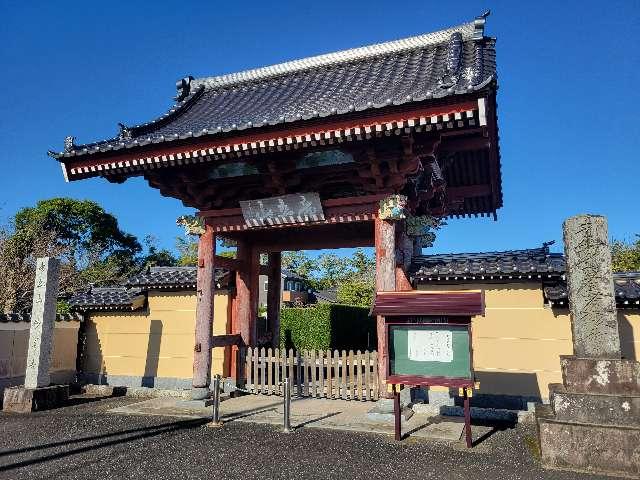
(281, 269, 306, 282)
(411, 243, 565, 281)
(545, 273, 640, 308)
(68, 287, 145, 311)
(50, 13, 495, 159)
(124, 266, 228, 289)
(0, 313, 82, 323)
(314, 288, 338, 303)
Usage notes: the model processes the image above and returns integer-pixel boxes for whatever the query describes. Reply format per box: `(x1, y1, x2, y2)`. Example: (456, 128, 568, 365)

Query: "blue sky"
(1, 1, 638, 257)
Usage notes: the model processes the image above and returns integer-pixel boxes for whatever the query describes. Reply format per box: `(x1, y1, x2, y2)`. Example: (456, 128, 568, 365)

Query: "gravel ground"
(0, 395, 612, 480)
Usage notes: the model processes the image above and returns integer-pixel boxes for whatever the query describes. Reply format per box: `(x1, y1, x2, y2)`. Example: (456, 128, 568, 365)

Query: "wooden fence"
(243, 348, 379, 401)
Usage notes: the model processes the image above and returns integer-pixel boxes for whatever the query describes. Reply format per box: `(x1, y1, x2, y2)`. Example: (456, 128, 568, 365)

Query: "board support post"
(393, 384, 401, 441)
(463, 386, 472, 448)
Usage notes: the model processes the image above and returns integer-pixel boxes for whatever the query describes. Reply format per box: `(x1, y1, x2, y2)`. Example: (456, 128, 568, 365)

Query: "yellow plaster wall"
(418, 283, 640, 400)
(84, 291, 230, 385)
(0, 321, 80, 381)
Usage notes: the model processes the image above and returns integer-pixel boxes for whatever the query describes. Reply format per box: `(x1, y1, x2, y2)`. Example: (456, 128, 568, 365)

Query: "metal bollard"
(210, 374, 223, 427)
(283, 377, 293, 433)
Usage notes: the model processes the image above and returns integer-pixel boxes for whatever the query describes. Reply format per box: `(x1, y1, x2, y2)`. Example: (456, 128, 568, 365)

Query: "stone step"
(536, 404, 640, 478)
(549, 383, 640, 427)
(561, 355, 640, 395)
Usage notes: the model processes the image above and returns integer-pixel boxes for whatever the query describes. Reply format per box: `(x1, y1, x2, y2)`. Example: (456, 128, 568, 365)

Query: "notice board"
(388, 323, 472, 380)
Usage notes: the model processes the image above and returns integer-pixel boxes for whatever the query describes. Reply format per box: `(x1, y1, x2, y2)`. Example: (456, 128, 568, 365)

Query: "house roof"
(314, 288, 338, 303)
(281, 269, 306, 282)
(49, 13, 495, 161)
(124, 266, 228, 290)
(411, 243, 565, 281)
(68, 287, 146, 311)
(545, 273, 640, 308)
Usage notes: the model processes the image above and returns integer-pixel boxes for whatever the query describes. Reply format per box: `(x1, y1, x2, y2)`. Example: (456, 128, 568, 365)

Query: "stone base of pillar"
(2, 384, 69, 413)
(536, 356, 640, 477)
(190, 386, 210, 401)
(366, 388, 413, 422)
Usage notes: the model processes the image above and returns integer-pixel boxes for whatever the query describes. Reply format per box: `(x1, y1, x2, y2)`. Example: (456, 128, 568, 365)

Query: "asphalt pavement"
(0, 395, 613, 480)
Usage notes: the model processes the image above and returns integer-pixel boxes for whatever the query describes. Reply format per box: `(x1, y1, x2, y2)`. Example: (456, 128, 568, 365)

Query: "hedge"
(280, 303, 376, 351)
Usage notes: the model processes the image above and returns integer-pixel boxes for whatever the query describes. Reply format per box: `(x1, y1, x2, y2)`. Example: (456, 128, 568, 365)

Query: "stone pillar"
(375, 216, 395, 397)
(3, 257, 70, 413)
(191, 225, 215, 400)
(563, 215, 621, 358)
(25, 257, 60, 389)
(267, 252, 282, 347)
(537, 215, 640, 478)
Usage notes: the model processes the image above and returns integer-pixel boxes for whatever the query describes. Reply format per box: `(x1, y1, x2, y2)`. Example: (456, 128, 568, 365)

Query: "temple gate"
(50, 13, 502, 400)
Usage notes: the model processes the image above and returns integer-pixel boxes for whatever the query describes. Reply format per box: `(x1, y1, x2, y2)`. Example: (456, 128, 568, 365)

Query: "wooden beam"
(213, 255, 245, 272)
(211, 334, 244, 348)
(192, 225, 215, 399)
(447, 184, 492, 199)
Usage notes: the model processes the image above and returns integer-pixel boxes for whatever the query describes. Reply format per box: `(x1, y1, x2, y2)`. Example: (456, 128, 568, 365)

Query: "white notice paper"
(407, 330, 453, 363)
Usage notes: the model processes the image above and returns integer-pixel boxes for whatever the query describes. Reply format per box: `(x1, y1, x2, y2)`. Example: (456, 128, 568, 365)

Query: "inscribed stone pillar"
(24, 257, 60, 389)
(563, 215, 621, 358)
(192, 225, 215, 400)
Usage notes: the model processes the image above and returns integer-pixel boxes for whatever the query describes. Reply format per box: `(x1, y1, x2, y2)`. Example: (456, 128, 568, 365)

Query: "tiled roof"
(50, 13, 495, 160)
(314, 288, 338, 303)
(281, 269, 306, 282)
(124, 266, 228, 289)
(68, 287, 145, 311)
(0, 313, 82, 323)
(545, 273, 640, 308)
(411, 243, 565, 281)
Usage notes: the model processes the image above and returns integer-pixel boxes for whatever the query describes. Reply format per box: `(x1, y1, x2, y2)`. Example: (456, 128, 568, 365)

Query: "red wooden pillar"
(192, 224, 215, 400)
(375, 216, 396, 397)
(395, 225, 414, 292)
(267, 252, 282, 347)
(235, 239, 260, 348)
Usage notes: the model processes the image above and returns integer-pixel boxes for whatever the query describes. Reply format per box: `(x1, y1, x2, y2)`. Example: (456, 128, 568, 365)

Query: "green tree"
(348, 248, 375, 280)
(176, 237, 198, 266)
(611, 235, 640, 272)
(1, 198, 142, 311)
(337, 279, 375, 307)
(316, 253, 350, 288)
(140, 235, 177, 268)
(282, 251, 317, 279)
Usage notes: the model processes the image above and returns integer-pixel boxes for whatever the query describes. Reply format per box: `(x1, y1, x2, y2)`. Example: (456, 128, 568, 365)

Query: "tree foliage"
(175, 236, 198, 266)
(0, 198, 155, 312)
(611, 235, 640, 272)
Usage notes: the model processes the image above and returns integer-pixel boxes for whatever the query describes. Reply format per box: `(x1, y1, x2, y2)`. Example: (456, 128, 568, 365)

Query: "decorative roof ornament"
(64, 136, 76, 153)
(118, 123, 132, 140)
(176, 215, 206, 236)
(175, 76, 194, 101)
(379, 194, 408, 220)
(472, 10, 490, 40)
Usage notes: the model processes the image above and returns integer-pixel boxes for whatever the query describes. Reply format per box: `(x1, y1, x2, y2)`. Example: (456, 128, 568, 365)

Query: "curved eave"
(49, 77, 495, 162)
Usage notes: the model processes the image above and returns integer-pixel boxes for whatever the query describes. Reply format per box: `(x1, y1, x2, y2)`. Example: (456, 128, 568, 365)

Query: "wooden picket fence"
(243, 347, 379, 401)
